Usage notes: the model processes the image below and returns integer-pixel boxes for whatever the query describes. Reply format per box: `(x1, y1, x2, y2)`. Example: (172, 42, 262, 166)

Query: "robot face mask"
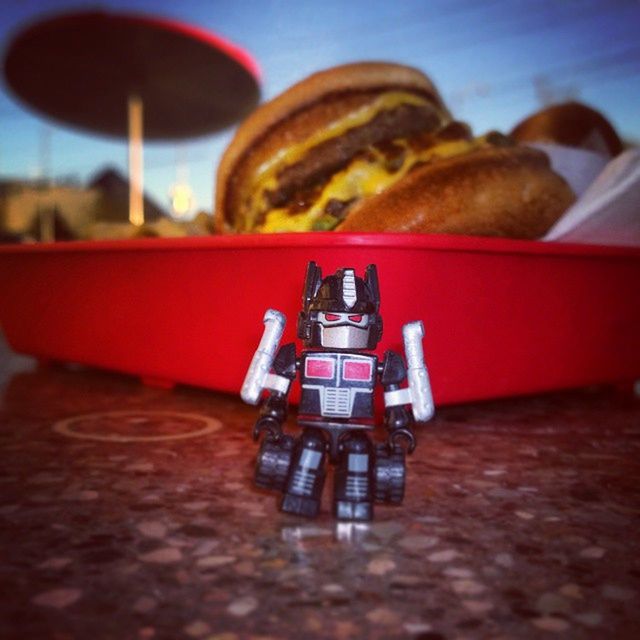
(297, 262, 383, 350)
(316, 311, 372, 349)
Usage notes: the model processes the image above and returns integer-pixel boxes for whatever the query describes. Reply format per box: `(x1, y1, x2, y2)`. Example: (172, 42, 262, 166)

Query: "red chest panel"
(343, 359, 373, 381)
(302, 353, 375, 385)
(305, 357, 335, 380)
(299, 351, 378, 419)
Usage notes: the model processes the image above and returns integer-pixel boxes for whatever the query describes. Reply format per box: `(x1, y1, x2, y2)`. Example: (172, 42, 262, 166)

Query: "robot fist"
(252, 415, 283, 442)
(387, 427, 416, 454)
(385, 406, 416, 453)
(253, 392, 288, 442)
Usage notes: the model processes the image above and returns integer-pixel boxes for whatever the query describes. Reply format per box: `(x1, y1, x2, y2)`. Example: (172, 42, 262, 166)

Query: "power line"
(396, 2, 632, 59)
(479, 45, 640, 98)
(265, 0, 633, 65)
(258, 0, 507, 48)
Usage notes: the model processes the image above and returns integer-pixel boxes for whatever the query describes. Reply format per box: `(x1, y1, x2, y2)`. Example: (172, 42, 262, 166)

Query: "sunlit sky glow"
(1, 0, 638, 215)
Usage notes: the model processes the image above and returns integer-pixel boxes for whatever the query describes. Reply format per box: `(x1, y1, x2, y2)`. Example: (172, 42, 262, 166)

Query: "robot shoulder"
(380, 350, 407, 386)
(273, 342, 297, 379)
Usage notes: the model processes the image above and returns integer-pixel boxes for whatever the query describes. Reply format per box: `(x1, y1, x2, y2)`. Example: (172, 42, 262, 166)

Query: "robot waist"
(298, 416, 375, 431)
(297, 417, 375, 462)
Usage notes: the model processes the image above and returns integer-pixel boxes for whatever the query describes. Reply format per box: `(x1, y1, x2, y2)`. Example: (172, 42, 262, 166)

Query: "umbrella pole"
(128, 94, 144, 226)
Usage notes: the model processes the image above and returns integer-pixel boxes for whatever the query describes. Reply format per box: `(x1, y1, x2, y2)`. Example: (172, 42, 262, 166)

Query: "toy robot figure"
(241, 262, 434, 521)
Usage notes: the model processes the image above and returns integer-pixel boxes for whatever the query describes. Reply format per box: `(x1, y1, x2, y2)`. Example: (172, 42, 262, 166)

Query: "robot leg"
(281, 428, 327, 518)
(333, 432, 374, 521)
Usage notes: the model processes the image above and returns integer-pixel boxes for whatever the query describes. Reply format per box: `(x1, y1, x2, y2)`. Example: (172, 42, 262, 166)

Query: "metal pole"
(39, 125, 51, 186)
(128, 94, 144, 226)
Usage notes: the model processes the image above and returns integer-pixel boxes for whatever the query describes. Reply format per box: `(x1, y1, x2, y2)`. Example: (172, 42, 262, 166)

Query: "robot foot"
(281, 493, 321, 518)
(335, 500, 373, 522)
(255, 434, 294, 492)
(374, 444, 406, 504)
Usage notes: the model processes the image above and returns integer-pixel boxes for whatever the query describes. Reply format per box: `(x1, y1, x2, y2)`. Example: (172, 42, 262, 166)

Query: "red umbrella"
(3, 10, 261, 225)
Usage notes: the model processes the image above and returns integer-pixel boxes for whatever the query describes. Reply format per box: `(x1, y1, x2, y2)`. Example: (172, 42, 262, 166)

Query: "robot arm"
(241, 309, 298, 442)
(252, 343, 297, 442)
(380, 350, 416, 454)
(381, 321, 434, 454)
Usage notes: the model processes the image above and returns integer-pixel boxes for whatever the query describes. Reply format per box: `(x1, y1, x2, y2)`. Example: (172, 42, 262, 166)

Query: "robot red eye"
(348, 314, 363, 322)
(324, 313, 341, 321)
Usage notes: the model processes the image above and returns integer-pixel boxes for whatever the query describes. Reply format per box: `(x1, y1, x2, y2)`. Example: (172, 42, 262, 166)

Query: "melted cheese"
(242, 91, 438, 231)
(259, 137, 479, 233)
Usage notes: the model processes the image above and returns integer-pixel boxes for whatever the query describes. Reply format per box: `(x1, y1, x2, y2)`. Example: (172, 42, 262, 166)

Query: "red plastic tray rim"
(1, 232, 638, 260)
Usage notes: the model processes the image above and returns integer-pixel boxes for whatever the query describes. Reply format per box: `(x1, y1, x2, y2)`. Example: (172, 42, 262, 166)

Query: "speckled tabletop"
(1, 334, 639, 640)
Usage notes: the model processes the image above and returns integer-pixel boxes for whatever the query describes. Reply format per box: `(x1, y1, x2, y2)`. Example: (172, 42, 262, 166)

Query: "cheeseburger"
(216, 61, 575, 238)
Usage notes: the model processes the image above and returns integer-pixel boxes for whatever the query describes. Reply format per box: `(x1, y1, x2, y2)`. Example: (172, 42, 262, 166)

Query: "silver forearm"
(402, 320, 434, 422)
(241, 309, 286, 405)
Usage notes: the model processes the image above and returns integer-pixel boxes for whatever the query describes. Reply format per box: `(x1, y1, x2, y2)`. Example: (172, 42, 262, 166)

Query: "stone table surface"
(1, 333, 639, 640)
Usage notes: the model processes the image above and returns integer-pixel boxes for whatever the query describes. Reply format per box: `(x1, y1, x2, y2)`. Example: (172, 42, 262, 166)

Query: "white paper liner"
(536, 144, 640, 247)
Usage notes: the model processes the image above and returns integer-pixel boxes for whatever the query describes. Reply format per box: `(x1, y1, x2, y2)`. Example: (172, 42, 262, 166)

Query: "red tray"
(0, 233, 638, 405)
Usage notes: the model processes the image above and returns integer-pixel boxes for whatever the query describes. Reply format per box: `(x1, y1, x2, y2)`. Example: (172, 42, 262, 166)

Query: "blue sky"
(1, 0, 638, 215)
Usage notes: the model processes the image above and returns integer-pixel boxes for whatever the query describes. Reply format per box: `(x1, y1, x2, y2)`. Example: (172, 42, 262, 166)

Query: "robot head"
(297, 262, 383, 350)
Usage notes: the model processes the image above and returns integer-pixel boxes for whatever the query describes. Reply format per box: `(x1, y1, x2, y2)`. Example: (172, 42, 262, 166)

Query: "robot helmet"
(297, 262, 383, 349)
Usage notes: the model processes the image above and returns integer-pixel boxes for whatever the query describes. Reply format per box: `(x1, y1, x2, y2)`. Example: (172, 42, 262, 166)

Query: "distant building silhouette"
(0, 167, 170, 241)
(89, 167, 169, 224)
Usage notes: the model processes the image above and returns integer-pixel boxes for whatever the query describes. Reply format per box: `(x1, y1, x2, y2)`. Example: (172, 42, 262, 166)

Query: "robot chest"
(300, 352, 378, 418)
